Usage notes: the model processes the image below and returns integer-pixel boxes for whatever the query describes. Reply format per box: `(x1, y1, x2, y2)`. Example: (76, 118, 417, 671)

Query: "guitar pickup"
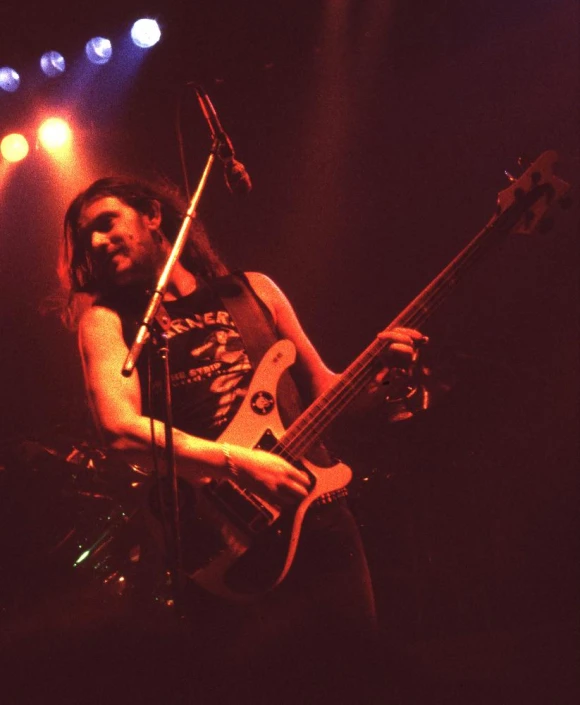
(208, 480, 275, 533)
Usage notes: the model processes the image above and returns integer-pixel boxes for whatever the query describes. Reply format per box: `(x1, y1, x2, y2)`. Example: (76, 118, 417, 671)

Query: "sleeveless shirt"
(118, 277, 333, 467)
(127, 281, 254, 441)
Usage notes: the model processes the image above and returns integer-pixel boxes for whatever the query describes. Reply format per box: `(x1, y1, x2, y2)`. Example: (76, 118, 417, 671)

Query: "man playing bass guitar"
(61, 175, 425, 702)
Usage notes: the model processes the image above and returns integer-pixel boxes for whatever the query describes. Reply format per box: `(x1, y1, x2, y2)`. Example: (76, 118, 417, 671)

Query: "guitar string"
(275, 185, 548, 460)
(216, 179, 553, 519)
(232, 180, 553, 523)
(277, 223, 494, 458)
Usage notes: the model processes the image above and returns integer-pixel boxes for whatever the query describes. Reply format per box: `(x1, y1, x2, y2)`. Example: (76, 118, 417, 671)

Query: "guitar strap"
(211, 271, 305, 429)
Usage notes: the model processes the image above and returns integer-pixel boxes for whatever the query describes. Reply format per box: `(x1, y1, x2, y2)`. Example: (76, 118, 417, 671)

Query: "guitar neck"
(275, 175, 562, 462)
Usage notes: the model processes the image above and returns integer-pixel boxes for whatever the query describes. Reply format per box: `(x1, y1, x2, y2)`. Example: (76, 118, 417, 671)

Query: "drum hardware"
(0, 437, 157, 612)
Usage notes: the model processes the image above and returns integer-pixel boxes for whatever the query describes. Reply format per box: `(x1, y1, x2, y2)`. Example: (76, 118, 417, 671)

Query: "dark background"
(0, 1, 578, 703)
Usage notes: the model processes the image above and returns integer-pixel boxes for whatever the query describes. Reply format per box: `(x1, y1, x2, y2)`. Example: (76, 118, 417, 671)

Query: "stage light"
(40, 51, 66, 77)
(0, 67, 20, 93)
(131, 18, 161, 48)
(38, 118, 71, 152)
(1, 134, 29, 162)
(85, 37, 113, 65)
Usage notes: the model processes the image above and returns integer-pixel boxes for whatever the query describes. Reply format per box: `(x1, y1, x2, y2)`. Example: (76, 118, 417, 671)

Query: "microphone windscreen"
(224, 159, 252, 196)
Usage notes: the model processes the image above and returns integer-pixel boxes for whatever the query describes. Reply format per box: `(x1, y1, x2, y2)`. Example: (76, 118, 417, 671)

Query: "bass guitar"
(183, 151, 570, 601)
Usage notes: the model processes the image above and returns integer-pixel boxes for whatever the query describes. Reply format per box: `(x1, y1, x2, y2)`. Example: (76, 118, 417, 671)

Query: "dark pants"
(172, 499, 379, 702)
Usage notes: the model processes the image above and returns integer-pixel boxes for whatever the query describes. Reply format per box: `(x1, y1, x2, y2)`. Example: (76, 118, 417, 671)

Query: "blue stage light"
(40, 51, 66, 77)
(85, 37, 113, 65)
(131, 19, 161, 48)
(0, 67, 20, 92)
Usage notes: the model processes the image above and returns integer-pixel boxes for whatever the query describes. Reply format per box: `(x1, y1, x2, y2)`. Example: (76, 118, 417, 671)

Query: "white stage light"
(0, 67, 20, 92)
(40, 51, 66, 77)
(131, 19, 161, 48)
(85, 37, 113, 65)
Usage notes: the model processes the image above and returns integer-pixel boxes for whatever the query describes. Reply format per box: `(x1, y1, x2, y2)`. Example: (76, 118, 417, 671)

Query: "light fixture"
(38, 118, 72, 152)
(1, 134, 29, 162)
(0, 67, 20, 93)
(40, 51, 66, 77)
(85, 37, 113, 65)
(131, 18, 161, 48)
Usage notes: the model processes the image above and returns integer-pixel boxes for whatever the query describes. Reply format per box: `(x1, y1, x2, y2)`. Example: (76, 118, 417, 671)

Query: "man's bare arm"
(247, 272, 425, 401)
(78, 304, 310, 503)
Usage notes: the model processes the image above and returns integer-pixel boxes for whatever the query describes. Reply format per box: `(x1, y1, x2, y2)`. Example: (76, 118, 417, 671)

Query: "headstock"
(495, 150, 571, 236)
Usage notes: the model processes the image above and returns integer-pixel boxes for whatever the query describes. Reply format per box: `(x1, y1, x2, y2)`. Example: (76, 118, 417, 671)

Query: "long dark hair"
(60, 175, 228, 325)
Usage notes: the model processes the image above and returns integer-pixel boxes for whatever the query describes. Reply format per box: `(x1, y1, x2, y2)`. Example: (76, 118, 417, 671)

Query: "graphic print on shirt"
(166, 311, 253, 431)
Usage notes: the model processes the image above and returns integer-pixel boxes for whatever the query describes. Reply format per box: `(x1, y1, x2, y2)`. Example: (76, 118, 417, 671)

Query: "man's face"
(78, 196, 165, 288)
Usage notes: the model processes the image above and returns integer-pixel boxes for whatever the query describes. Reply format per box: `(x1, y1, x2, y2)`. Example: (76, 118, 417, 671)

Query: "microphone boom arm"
(122, 138, 219, 377)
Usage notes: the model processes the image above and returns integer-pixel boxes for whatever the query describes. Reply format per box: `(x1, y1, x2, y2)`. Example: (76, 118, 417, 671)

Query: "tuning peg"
(517, 154, 531, 169)
(504, 155, 533, 183)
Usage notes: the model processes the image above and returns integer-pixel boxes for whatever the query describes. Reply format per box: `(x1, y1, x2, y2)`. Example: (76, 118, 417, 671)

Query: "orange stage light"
(38, 118, 72, 152)
(1, 133, 29, 163)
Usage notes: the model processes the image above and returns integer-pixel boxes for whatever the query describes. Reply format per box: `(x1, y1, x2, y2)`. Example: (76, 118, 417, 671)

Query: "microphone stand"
(121, 136, 220, 614)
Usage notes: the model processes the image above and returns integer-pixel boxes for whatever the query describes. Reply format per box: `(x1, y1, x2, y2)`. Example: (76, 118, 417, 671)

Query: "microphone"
(194, 85, 252, 196)
(223, 157, 252, 196)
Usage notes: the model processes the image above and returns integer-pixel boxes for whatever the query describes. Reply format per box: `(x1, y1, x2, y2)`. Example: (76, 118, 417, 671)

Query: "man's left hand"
(376, 326, 428, 370)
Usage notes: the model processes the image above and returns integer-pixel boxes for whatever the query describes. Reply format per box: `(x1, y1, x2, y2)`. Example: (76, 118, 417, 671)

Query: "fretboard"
(273, 176, 558, 463)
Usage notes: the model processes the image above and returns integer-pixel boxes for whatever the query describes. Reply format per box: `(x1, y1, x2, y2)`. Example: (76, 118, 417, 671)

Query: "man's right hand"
(223, 445, 312, 506)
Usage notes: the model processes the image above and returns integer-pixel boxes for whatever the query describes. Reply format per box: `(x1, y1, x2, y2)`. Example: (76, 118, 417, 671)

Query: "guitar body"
(182, 339, 352, 601)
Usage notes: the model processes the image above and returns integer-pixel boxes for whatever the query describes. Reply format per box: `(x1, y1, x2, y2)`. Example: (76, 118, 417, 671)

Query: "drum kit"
(0, 433, 172, 640)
